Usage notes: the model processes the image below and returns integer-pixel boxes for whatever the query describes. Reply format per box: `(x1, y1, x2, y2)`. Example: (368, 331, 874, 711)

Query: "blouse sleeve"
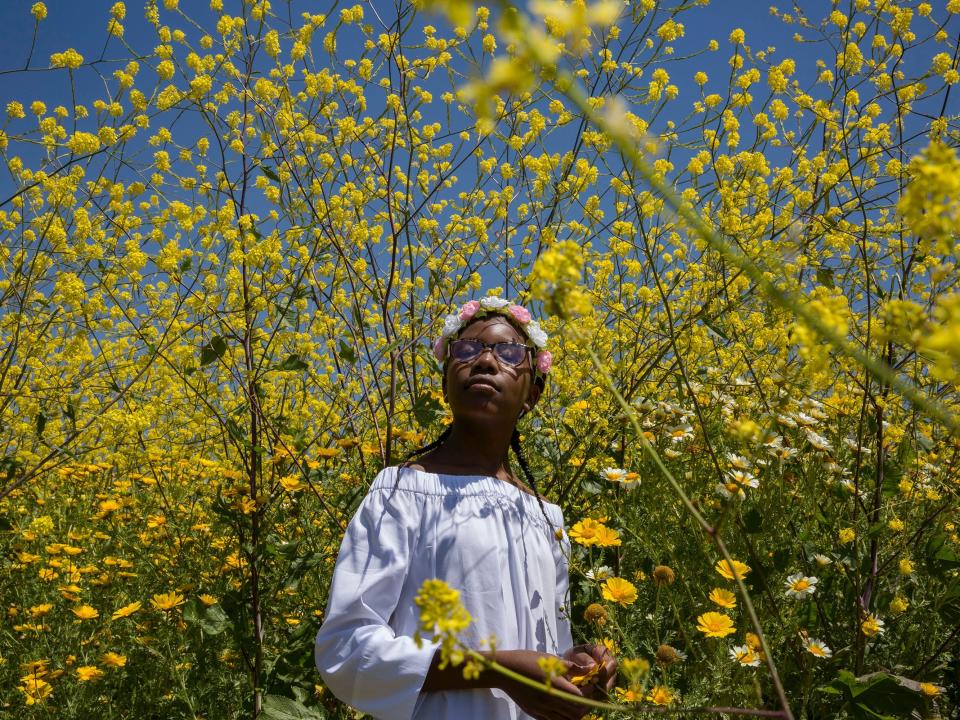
(314, 472, 439, 720)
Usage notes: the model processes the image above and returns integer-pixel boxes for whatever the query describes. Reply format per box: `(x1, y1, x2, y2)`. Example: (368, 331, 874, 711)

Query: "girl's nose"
(472, 345, 499, 369)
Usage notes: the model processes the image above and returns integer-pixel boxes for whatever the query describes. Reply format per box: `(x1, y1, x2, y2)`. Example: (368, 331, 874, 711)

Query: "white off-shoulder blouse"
(314, 465, 573, 720)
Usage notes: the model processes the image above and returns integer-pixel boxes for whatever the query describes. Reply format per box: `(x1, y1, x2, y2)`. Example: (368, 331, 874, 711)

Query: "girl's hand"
(493, 649, 593, 720)
(562, 644, 617, 698)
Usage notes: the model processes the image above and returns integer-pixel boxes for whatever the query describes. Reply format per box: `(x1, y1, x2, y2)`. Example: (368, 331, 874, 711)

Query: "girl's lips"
(466, 378, 499, 392)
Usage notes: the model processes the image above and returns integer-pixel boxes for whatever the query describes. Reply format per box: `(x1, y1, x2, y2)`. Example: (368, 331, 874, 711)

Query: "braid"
(510, 429, 555, 532)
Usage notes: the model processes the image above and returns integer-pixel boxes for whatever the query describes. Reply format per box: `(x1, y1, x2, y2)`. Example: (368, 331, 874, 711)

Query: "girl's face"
(443, 316, 541, 425)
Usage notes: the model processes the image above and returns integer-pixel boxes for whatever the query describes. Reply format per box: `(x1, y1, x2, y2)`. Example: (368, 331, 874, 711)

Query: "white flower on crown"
(479, 296, 511, 311)
(525, 320, 548, 349)
(442, 313, 462, 336)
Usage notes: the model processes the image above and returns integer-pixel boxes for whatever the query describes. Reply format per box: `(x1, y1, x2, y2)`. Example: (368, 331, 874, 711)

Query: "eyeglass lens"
(450, 339, 528, 366)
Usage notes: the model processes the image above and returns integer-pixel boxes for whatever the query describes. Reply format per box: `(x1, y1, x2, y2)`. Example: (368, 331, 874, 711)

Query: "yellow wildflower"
(715, 559, 751, 581)
(75, 665, 105, 681)
(71, 605, 99, 620)
(111, 601, 141, 620)
(708, 587, 737, 608)
(601, 577, 638, 606)
(696, 611, 736, 638)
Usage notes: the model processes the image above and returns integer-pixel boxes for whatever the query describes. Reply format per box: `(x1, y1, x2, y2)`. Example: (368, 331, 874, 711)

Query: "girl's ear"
(521, 381, 542, 416)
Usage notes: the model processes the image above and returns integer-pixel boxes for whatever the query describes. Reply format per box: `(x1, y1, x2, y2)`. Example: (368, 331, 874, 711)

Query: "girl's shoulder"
(368, 464, 437, 495)
(369, 464, 481, 497)
(370, 466, 565, 525)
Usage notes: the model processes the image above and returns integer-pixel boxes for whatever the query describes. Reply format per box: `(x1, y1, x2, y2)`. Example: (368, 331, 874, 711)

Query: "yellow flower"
(569, 518, 620, 547)
(414, 579, 472, 669)
(898, 558, 914, 575)
(601, 577, 638, 606)
(529, 240, 593, 318)
(29, 604, 53, 618)
(279, 475, 305, 492)
(75, 665, 105, 681)
(18, 675, 52, 705)
(199, 594, 218, 607)
(919, 682, 941, 697)
(860, 614, 885, 637)
(151, 592, 186, 611)
(696, 611, 736, 638)
(31, 2, 47, 21)
(102, 652, 127, 668)
(647, 685, 675, 705)
(890, 595, 909, 614)
(715, 559, 751, 581)
(50, 48, 84, 70)
(708, 587, 737, 608)
(111, 601, 141, 620)
(71, 605, 99, 620)
(839, 527, 856, 544)
(620, 657, 650, 682)
(615, 686, 644, 702)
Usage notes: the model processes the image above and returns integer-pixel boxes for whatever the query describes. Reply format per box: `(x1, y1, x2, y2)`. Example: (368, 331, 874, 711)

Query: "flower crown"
(433, 296, 553, 375)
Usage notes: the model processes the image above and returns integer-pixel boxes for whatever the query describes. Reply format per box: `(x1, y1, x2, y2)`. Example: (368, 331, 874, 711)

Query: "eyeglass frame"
(446, 338, 534, 368)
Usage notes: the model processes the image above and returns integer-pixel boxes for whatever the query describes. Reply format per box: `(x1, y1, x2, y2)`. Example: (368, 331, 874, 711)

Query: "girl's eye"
(495, 344, 526, 365)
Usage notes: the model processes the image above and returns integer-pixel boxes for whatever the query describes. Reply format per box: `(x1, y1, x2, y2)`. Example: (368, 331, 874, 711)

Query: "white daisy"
(726, 453, 751, 470)
(784, 572, 818, 599)
(729, 644, 761, 666)
(805, 429, 833, 452)
(802, 636, 832, 658)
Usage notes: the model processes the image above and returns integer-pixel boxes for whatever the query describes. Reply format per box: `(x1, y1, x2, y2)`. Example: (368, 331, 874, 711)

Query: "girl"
(315, 296, 616, 720)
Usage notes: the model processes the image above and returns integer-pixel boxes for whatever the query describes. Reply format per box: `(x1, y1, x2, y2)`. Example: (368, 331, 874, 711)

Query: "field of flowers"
(1, 0, 958, 717)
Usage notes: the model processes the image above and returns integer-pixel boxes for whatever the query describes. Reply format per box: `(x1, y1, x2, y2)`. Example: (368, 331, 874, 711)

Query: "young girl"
(315, 296, 615, 720)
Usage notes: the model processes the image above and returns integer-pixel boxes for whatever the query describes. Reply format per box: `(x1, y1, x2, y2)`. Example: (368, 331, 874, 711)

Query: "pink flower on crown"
(507, 304, 531, 324)
(536, 350, 553, 374)
(459, 300, 480, 321)
(433, 337, 446, 362)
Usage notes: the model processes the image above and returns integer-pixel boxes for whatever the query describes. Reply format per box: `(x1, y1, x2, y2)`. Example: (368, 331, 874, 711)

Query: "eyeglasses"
(448, 338, 532, 367)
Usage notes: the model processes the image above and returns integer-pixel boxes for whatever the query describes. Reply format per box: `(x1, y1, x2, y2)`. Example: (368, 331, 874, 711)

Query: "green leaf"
(36, 411, 46, 437)
(412, 393, 443, 428)
(274, 355, 309, 372)
(817, 266, 835, 288)
(262, 165, 281, 183)
(337, 339, 356, 365)
(926, 531, 960, 574)
(200, 336, 227, 366)
(260, 695, 325, 720)
(283, 552, 325, 591)
(822, 671, 923, 720)
(702, 318, 729, 341)
(182, 598, 232, 636)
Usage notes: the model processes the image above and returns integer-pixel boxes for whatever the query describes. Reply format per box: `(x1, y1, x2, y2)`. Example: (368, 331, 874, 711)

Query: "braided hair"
(510, 427, 554, 532)
(400, 424, 452, 466)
